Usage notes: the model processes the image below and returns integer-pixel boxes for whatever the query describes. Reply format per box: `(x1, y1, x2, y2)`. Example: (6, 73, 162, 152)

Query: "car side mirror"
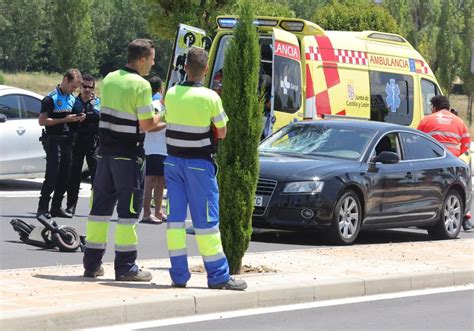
(0, 114, 7, 123)
(371, 151, 399, 164)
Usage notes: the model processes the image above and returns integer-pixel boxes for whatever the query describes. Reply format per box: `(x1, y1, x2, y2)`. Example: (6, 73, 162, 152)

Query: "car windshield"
(259, 123, 375, 160)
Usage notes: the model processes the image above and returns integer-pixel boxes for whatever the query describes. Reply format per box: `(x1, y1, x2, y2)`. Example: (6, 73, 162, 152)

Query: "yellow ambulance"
(166, 16, 442, 133)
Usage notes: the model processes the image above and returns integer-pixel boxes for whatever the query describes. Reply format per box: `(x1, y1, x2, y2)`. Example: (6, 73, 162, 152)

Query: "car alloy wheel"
(328, 190, 362, 245)
(443, 194, 462, 236)
(428, 189, 463, 240)
(339, 196, 359, 239)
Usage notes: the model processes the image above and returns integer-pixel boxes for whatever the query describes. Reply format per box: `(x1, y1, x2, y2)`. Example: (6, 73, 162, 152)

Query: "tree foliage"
(147, 0, 293, 41)
(435, 0, 465, 93)
(147, 0, 233, 40)
(312, 0, 399, 33)
(0, 0, 51, 72)
(459, 0, 474, 96)
(51, 0, 98, 73)
(384, 0, 442, 69)
(217, 0, 261, 275)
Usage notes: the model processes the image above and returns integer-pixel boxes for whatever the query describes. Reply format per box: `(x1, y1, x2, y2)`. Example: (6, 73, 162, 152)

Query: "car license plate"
(254, 195, 263, 207)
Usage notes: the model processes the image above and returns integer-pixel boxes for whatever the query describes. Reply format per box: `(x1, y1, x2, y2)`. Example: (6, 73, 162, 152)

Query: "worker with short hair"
(83, 39, 161, 281)
(163, 46, 247, 290)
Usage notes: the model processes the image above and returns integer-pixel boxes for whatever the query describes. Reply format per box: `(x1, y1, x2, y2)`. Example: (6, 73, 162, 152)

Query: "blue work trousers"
(164, 155, 230, 286)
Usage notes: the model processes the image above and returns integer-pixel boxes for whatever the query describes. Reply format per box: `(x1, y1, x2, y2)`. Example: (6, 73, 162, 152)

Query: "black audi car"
(253, 120, 472, 245)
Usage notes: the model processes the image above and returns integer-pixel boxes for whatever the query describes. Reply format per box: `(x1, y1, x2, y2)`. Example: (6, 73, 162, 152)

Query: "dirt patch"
(190, 264, 278, 274)
(241, 264, 278, 274)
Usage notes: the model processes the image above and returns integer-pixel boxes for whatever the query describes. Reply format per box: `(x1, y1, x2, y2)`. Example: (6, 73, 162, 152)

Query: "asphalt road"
(1, 179, 473, 270)
(121, 288, 474, 331)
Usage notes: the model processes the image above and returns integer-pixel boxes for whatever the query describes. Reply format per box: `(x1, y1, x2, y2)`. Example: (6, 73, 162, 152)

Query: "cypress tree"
(217, 1, 262, 275)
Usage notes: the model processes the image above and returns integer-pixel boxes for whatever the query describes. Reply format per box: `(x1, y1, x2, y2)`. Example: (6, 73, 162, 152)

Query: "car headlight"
(283, 181, 324, 193)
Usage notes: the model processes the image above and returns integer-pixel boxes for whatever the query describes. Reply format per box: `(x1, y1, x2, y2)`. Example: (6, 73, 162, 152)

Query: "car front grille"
(253, 178, 277, 216)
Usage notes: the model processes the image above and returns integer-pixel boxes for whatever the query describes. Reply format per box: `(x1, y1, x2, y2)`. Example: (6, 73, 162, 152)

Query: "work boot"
(65, 205, 76, 216)
(50, 207, 73, 218)
(463, 218, 473, 231)
(171, 282, 187, 288)
(208, 277, 247, 291)
(83, 266, 105, 278)
(115, 269, 152, 282)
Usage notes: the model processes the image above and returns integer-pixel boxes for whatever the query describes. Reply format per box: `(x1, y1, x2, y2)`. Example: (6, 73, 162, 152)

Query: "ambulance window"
(274, 57, 302, 114)
(210, 35, 232, 94)
(421, 79, 439, 115)
(369, 72, 414, 126)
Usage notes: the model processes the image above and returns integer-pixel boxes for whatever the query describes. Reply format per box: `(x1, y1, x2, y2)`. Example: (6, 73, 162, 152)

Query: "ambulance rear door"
(165, 24, 211, 93)
(272, 28, 303, 131)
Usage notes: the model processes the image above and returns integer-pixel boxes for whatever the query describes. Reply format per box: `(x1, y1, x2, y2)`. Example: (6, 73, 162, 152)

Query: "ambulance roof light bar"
(280, 20, 304, 32)
(367, 32, 406, 43)
(217, 17, 278, 29)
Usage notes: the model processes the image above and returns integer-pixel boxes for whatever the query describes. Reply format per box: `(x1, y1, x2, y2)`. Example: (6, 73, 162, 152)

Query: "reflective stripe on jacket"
(417, 110, 471, 157)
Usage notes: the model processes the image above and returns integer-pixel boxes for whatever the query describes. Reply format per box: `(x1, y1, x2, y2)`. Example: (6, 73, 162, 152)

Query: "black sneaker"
(115, 269, 152, 282)
(36, 209, 51, 219)
(83, 266, 104, 278)
(208, 277, 247, 291)
(50, 207, 73, 218)
(65, 205, 76, 216)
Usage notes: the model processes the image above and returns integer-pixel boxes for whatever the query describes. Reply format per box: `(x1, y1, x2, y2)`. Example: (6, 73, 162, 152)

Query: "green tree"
(384, 0, 441, 68)
(384, 0, 414, 40)
(459, 0, 473, 124)
(51, 0, 97, 73)
(147, 0, 233, 40)
(147, 0, 293, 41)
(312, 0, 399, 33)
(217, 0, 261, 274)
(226, 0, 294, 18)
(435, 0, 465, 93)
(285, 0, 327, 20)
(96, 0, 154, 76)
(0, 0, 50, 72)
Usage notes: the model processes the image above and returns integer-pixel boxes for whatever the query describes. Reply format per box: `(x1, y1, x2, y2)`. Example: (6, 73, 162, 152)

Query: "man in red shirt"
(418, 95, 470, 157)
(418, 95, 472, 231)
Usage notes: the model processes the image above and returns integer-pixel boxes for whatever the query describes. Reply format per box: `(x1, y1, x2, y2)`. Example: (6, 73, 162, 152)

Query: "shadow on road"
(251, 228, 432, 246)
(0, 179, 43, 191)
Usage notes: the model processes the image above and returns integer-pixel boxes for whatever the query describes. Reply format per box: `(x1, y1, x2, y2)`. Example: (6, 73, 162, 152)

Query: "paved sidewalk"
(1, 239, 473, 330)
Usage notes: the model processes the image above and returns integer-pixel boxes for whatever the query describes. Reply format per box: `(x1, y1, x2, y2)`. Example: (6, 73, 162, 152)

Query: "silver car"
(0, 85, 45, 179)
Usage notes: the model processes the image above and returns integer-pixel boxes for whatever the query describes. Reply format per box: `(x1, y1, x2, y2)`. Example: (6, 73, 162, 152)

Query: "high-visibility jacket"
(417, 110, 471, 157)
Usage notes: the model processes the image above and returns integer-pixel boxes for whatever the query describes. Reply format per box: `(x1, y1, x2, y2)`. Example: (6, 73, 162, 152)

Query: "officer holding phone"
(37, 69, 85, 219)
(66, 74, 101, 215)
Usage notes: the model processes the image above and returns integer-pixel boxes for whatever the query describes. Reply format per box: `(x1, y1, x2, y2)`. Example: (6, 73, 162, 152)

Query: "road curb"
(1, 268, 472, 330)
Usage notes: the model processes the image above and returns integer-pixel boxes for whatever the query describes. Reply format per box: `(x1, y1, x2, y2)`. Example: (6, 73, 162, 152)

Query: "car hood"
(259, 152, 359, 182)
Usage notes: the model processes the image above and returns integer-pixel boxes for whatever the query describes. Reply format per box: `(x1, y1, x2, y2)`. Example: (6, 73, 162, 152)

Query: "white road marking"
(0, 178, 91, 198)
(84, 285, 474, 330)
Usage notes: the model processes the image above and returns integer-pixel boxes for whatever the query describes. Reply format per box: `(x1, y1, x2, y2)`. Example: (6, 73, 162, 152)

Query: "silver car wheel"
(443, 194, 461, 235)
(338, 196, 359, 239)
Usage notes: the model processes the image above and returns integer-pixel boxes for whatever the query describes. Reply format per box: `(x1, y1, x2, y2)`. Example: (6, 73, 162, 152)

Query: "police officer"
(83, 39, 161, 281)
(66, 74, 100, 215)
(37, 69, 84, 219)
(164, 46, 247, 290)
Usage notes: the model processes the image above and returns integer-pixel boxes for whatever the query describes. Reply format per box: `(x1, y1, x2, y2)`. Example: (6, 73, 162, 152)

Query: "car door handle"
(16, 127, 26, 136)
(405, 172, 413, 179)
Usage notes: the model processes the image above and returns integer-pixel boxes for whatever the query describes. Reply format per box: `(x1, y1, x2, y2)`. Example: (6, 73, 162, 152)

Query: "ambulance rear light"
(280, 20, 304, 32)
(367, 32, 405, 43)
